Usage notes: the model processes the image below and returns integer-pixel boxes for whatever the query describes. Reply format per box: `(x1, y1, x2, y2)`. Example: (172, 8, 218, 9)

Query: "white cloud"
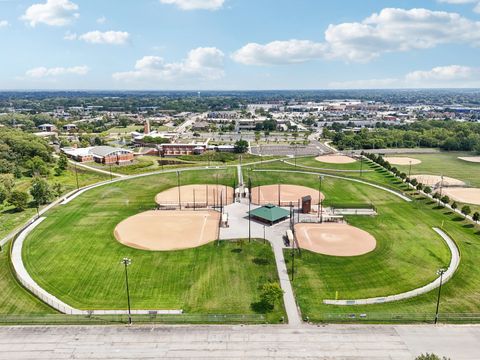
(0, 20, 9, 28)
(405, 65, 476, 82)
(76, 30, 130, 45)
(113, 47, 225, 83)
(437, 0, 476, 3)
(329, 65, 480, 89)
(25, 65, 89, 78)
(159, 0, 224, 10)
(324, 8, 480, 62)
(63, 30, 77, 40)
(231, 40, 327, 65)
(474, 2, 480, 12)
(21, 0, 79, 27)
(233, 8, 480, 65)
(96, 16, 106, 24)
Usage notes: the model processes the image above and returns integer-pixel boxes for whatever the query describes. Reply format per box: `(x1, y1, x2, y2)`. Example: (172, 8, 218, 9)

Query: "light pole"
(263, 225, 266, 244)
(74, 163, 79, 190)
(434, 268, 446, 324)
(318, 176, 324, 222)
(121, 257, 132, 325)
(360, 156, 363, 177)
(177, 171, 181, 210)
(408, 160, 412, 179)
(109, 164, 113, 181)
(248, 176, 252, 243)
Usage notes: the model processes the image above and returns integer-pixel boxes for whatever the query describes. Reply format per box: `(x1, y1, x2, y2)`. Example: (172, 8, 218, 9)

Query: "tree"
(410, 178, 418, 187)
(433, 192, 440, 200)
(461, 205, 472, 218)
(234, 139, 249, 154)
(441, 195, 450, 205)
(472, 212, 480, 223)
(451, 202, 458, 211)
(25, 156, 50, 177)
(57, 153, 68, 171)
(0, 183, 7, 205)
(260, 282, 284, 310)
(9, 190, 29, 211)
(30, 177, 53, 205)
(424, 186, 432, 195)
(415, 353, 450, 360)
(416, 183, 424, 191)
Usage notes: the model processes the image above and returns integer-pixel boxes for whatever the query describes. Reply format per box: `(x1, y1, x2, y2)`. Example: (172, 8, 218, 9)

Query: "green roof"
(249, 204, 290, 222)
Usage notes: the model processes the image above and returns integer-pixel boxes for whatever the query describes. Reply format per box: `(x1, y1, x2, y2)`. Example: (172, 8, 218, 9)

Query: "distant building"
(62, 123, 77, 132)
(62, 146, 134, 165)
(38, 123, 57, 132)
(159, 143, 207, 157)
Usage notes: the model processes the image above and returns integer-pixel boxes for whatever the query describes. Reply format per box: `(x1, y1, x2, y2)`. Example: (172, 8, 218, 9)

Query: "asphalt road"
(0, 324, 479, 359)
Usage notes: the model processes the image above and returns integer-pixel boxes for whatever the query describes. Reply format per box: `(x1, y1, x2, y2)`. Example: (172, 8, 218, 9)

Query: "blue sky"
(0, 0, 480, 90)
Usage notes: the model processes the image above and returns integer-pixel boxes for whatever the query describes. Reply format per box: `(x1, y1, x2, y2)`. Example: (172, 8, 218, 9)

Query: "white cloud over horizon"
(0, 20, 9, 28)
(233, 8, 480, 65)
(65, 30, 130, 45)
(20, 0, 79, 27)
(113, 47, 225, 83)
(159, 0, 224, 11)
(329, 65, 480, 89)
(25, 65, 89, 78)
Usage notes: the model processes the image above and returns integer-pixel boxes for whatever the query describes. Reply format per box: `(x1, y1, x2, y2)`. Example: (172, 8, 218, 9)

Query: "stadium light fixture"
(434, 268, 447, 325)
(121, 257, 132, 325)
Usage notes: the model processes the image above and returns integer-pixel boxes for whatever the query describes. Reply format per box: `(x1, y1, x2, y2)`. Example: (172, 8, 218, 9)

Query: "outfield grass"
(248, 167, 480, 322)
(0, 243, 55, 314)
(22, 169, 285, 322)
(389, 151, 480, 187)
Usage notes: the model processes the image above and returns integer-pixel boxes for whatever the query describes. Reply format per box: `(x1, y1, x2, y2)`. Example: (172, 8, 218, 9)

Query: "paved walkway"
(324, 228, 460, 305)
(68, 160, 126, 178)
(1, 324, 479, 359)
(220, 202, 302, 326)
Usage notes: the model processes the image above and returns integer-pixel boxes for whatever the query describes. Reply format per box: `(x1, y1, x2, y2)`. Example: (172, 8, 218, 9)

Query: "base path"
(1, 324, 479, 359)
(315, 154, 356, 164)
(295, 223, 377, 257)
(324, 228, 459, 305)
(155, 184, 234, 208)
(251, 184, 324, 206)
(114, 210, 220, 251)
(458, 156, 480, 163)
(384, 157, 422, 165)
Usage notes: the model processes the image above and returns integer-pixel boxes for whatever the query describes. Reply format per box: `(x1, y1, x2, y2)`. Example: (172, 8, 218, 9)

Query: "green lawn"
(22, 169, 285, 322)
(0, 243, 55, 314)
(389, 152, 480, 187)
(0, 166, 109, 240)
(246, 168, 480, 322)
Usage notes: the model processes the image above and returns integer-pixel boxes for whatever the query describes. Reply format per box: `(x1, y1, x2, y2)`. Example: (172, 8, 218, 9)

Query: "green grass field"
(0, 166, 109, 240)
(389, 152, 480, 187)
(22, 169, 285, 322)
(0, 243, 55, 314)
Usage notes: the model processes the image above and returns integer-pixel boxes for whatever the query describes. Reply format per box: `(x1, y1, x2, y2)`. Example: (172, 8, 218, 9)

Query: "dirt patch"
(294, 223, 376, 257)
(458, 156, 480, 164)
(412, 175, 465, 187)
(251, 184, 324, 206)
(114, 210, 220, 251)
(441, 188, 480, 206)
(315, 155, 356, 164)
(384, 157, 422, 165)
(155, 184, 234, 208)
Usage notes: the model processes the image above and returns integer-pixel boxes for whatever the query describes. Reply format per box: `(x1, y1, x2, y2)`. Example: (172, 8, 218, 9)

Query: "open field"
(21, 169, 285, 322)
(389, 152, 480, 187)
(155, 184, 235, 208)
(0, 243, 55, 314)
(0, 166, 109, 240)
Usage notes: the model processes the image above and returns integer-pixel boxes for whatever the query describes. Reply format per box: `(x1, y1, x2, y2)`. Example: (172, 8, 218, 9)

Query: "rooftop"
(249, 204, 290, 223)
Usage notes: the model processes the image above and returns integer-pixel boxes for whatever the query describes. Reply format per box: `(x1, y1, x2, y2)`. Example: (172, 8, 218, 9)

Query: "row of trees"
(329, 120, 480, 152)
(363, 152, 480, 222)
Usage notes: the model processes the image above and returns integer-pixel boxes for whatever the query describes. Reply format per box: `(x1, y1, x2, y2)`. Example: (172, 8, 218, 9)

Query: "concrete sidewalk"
(1, 324, 479, 359)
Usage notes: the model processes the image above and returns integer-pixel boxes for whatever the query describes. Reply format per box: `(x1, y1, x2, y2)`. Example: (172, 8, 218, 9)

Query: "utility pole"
(177, 171, 181, 210)
(74, 163, 79, 190)
(248, 176, 252, 243)
(318, 176, 324, 222)
(121, 257, 132, 325)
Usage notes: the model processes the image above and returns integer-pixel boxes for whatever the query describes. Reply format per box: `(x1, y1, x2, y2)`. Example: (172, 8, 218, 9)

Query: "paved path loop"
(324, 228, 460, 305)
(68, 159, 126, 178)
(1, 324, 479, 359)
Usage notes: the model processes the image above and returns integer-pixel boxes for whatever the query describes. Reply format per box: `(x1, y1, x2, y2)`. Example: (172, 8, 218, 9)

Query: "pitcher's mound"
(315, 154, 356, 164)
(114, 210, 220, 251)
(458, 156, 480, 163)
(251, 184, 324, 206)
(384, 157, 421, 165)
(412, 175, 465, 187)
(441, 188, 480, 206)
(294, 223, 376, 256)
(155, 184, 234, 208)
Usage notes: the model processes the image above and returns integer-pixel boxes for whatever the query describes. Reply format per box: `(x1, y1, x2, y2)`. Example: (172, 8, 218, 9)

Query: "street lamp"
(177, 171, 181, 210)
(248, 176, 252, 243)
(434, 268, 446, 324)
(121, 257, 132, 325)
(408, 160, 412, 179)
(318, 176, 324, 222)
(74, 163, 79, 190)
